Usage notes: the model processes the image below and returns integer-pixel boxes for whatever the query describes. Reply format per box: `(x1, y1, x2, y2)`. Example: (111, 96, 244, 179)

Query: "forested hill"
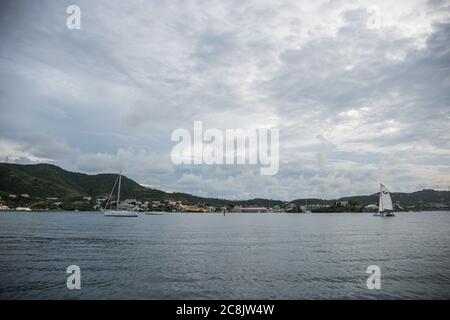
(1, 163, 449, 208)
(0, 163, 281, 206)
(291, 189, 450, 207)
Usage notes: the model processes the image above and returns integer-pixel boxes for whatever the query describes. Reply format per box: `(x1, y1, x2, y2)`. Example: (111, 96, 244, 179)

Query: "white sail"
(378, 183, 393, 212)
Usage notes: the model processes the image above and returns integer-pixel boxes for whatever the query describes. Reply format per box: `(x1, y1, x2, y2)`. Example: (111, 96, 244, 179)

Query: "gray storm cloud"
(0, 0, 449, 200)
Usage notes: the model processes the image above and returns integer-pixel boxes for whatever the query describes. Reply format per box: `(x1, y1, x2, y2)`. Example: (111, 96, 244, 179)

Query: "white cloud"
(0, 0, 449, 199)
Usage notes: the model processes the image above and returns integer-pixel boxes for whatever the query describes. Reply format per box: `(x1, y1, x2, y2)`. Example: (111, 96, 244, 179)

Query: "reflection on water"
(0, 211, 449, 299)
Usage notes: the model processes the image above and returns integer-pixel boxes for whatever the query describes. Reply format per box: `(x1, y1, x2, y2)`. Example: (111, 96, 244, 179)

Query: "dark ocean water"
(0, 211, 449, 299)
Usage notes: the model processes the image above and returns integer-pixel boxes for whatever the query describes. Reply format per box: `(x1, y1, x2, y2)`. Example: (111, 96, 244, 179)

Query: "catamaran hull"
(104, 211, 138, 217)
(373, 211, 395, 217)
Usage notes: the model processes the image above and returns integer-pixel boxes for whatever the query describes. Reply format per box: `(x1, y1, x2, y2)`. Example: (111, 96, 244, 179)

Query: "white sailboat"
(373, 183, 395, 217)
(304, 199, 312, 214)
(103, 172, 138, 217)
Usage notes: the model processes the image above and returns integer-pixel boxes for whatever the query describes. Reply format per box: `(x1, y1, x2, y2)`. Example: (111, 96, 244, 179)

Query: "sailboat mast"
(117, 172, 121, 210)
(378, 183, 383, 212)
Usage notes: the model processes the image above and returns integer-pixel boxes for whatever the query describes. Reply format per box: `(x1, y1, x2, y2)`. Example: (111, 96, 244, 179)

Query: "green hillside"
(0, 163, 78, 198)
(0, 163, 228, 205)
(336, 189, 450, 206)
(1, 163, 449, 210)
(291, 198, 334, 206)
(292, 190, 450, 208)
(0, 163, 166, 201)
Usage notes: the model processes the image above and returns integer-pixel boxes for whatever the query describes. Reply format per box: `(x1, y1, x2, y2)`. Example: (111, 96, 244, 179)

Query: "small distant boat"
(145, 212, 165, 216)
(15, 207, 32, 212)
(373, 183, 395, 217)
(103, 172, 138, 217)
(0, 204, 11, 211)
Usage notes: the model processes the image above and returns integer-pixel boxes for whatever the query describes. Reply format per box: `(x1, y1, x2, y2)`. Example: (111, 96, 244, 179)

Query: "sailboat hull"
(104, 210, 138, 217)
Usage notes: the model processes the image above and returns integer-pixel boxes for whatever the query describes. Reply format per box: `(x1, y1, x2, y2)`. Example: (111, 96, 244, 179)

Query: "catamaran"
(103, 172, 138, 217)
(373, 183, 395, 217)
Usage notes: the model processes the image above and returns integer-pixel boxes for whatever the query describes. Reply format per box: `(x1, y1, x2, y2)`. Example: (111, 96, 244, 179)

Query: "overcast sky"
(0, 0, 449, 200)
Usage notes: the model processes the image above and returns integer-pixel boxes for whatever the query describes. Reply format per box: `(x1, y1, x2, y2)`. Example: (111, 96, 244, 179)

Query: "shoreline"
(1, 210, 450, 214)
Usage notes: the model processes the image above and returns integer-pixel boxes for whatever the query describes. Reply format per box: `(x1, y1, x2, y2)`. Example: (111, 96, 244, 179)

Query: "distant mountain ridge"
(291, 189, 450, 207)
(1, 163, 449, 207)
(0, 163, 222, 205)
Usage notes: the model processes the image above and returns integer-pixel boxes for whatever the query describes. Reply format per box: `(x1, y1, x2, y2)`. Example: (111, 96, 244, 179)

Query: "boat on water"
(103, 172, 138, 217)
(0, 204, 11, 211)
(373, 183, 395, 217)
(304, 199, 312, 214)
(104, 210, 137, 217)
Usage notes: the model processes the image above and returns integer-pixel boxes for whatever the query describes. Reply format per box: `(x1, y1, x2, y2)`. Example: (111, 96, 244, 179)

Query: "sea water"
(0, 211, 449, 299)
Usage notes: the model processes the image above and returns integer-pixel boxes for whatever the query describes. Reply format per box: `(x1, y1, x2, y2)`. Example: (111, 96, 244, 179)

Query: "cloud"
(0, 0, 449, 200)
(0, 134, 77, 163)
(76, 147, 175, 177)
